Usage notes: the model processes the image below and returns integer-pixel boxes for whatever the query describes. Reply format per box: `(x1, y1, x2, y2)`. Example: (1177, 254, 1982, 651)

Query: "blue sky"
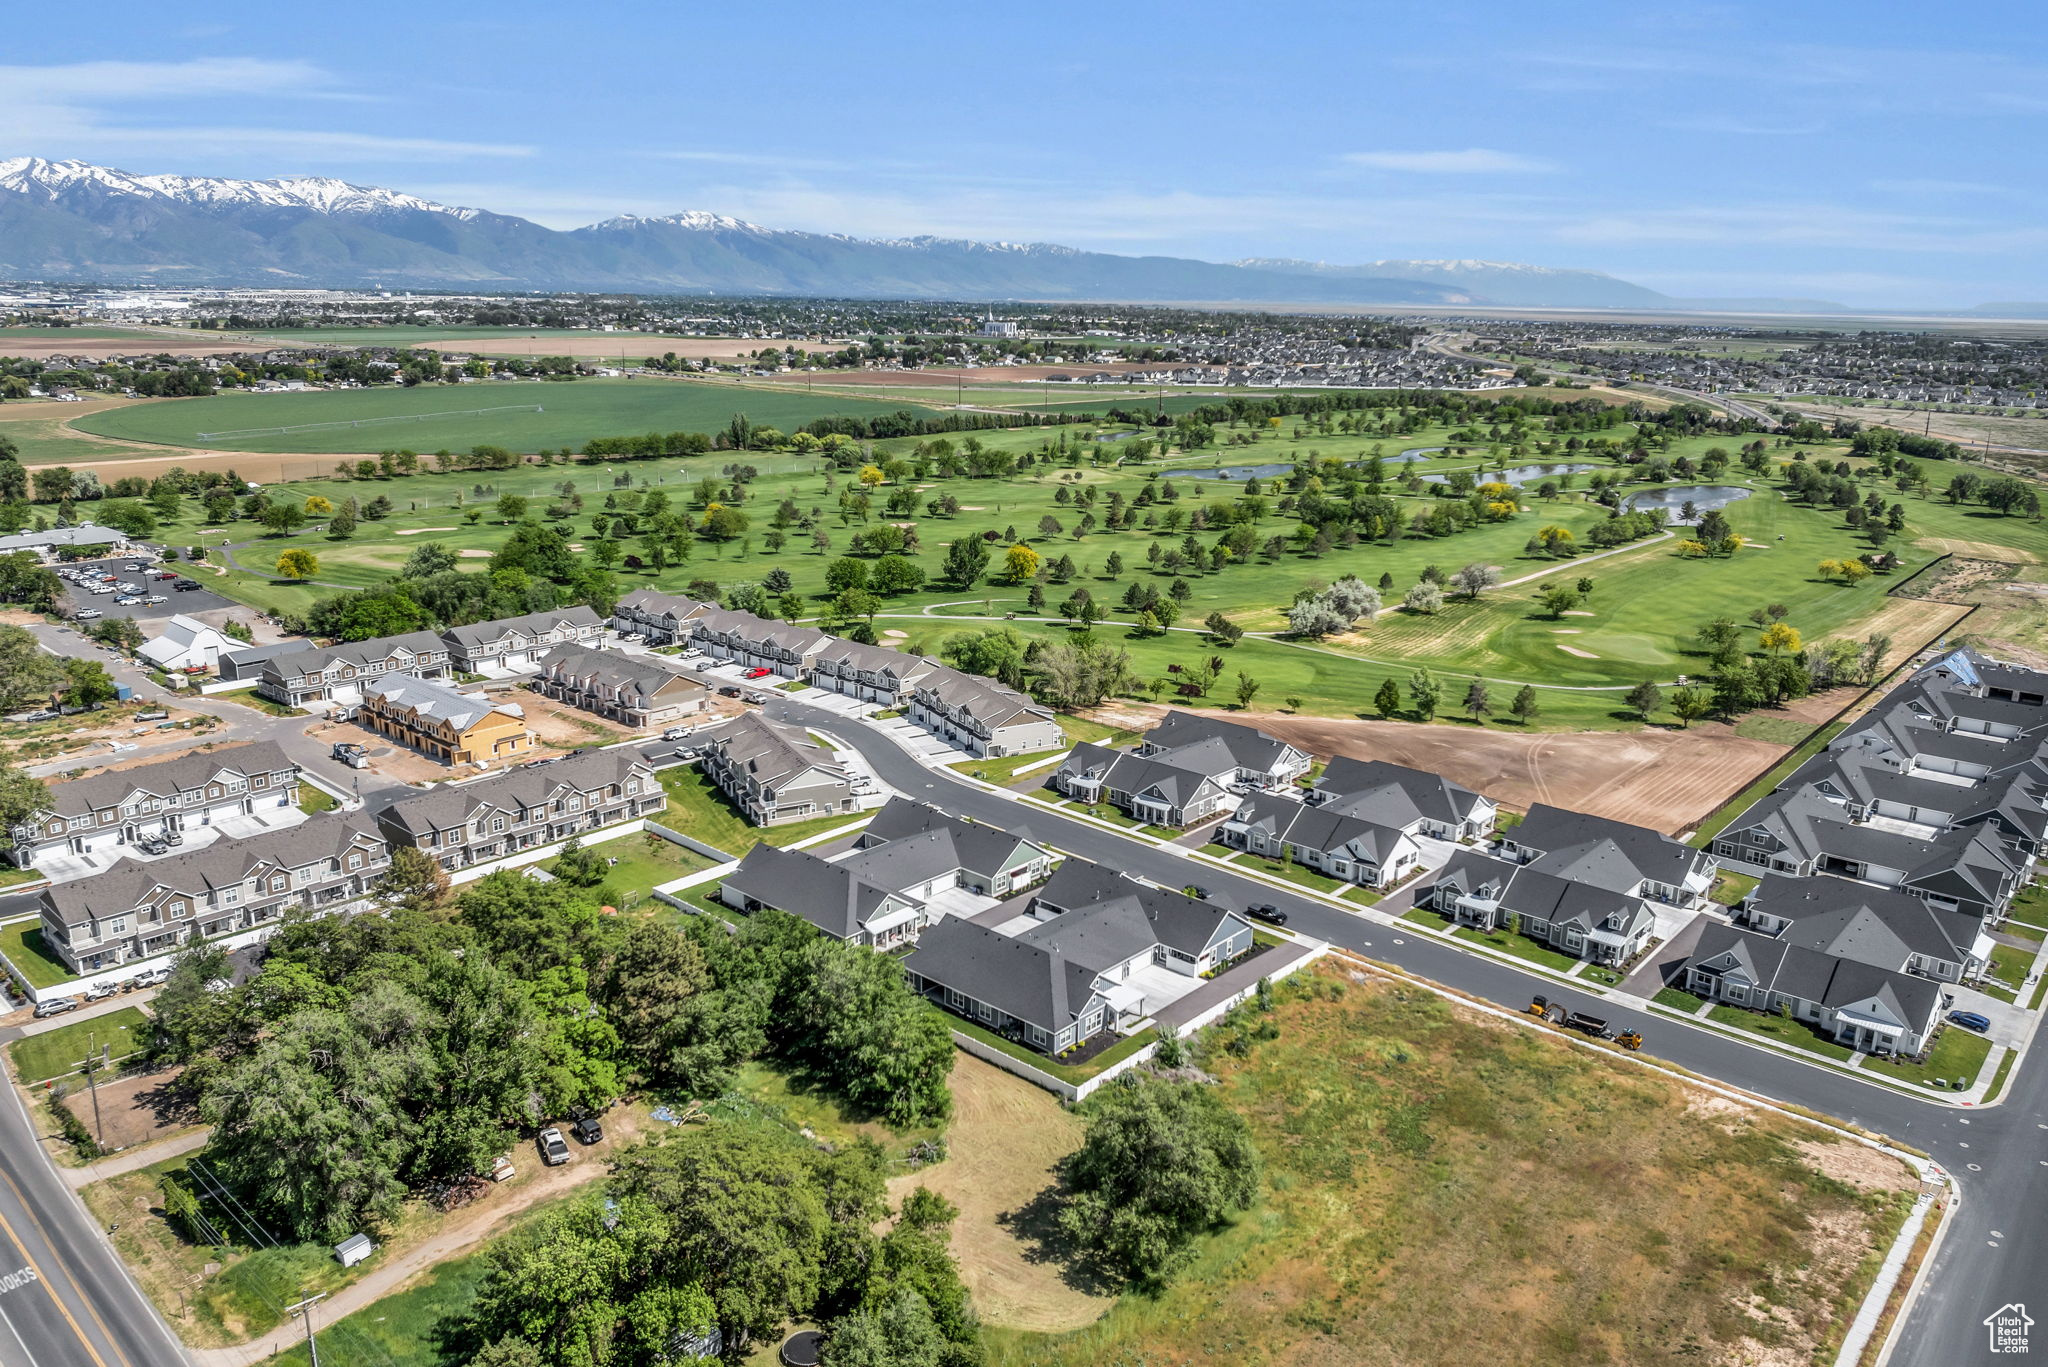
(8, 1, 2046, 307)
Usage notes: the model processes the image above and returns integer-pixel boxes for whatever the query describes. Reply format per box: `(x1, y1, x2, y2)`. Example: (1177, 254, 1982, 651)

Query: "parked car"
(537, 1127, 571, 1166)
(173, 581, 201, 591)
(154, 571, 178, 581)
(718, 685, 743, 697)
(1948, 1010, 1992, 1033)
(1245, 902, 1289, 926)
(32, 997, 79, 1018)
(131, 966, 170, 988)
(84, 982, 119, 1002)
(115, 597, 140, 606)
(19, 709, 58, 723)
(75, 609, 101, 620)
(744, 666, 773, 679)
(145, 595, 166, 604)
(573, 1115, 604, 1145)
(661, 726, 691, 741)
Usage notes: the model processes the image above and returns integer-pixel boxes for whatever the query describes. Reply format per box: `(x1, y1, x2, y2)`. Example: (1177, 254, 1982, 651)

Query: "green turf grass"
(11, 1006, 149, 1084)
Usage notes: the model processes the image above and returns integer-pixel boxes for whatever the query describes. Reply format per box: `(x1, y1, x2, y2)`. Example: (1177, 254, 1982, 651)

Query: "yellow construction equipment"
(1616, 1030, 1645, 1051)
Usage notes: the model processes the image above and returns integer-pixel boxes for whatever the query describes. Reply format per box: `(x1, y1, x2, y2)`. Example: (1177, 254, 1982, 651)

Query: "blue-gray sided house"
(904, 858, 1255, 1056)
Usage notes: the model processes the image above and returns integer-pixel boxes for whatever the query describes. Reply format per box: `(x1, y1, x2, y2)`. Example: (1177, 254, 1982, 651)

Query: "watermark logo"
(1985, 1304, 2033, 1354)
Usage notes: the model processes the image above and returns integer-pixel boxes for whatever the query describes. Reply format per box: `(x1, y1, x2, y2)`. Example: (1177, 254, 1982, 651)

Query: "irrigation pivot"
(196, 403, 544, 442)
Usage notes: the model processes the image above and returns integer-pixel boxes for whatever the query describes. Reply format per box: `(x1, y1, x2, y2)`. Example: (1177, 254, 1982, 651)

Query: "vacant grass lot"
(72, 377, 944, 454)
(543, 831, 717, 912)
(654, 764, 863, 857)
(986, 961, 1916, 1367)
(11, 1006, 149, 1084)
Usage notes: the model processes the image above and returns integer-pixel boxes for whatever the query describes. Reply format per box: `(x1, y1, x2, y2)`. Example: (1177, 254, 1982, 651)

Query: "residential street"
(749, 688, 2045, 1367)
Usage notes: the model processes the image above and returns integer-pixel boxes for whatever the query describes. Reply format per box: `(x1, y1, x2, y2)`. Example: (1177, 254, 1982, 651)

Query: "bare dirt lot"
(0, 334, 256, 360)
(1241, 711, 1786, 833)
(61, 1067, 197, 1152)
(886, 1055, 1109, 1334)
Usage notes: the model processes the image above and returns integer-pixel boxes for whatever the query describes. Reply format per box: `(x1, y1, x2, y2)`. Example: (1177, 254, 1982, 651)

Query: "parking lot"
(53, 554, 239, 624)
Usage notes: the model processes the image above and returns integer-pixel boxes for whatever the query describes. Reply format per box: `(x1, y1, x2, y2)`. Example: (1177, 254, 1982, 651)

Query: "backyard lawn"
(1979, 942, 2039, 1003)
(0, 918, 78, 989)
(11, 1006, 150, 1085)
(543, 832, 718, 913)
(295, 781, 339, 815)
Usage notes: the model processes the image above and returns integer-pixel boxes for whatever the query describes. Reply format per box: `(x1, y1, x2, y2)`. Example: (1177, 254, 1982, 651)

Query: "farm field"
(68, 377, 948, 454)
(983, 959, 1920, 1367)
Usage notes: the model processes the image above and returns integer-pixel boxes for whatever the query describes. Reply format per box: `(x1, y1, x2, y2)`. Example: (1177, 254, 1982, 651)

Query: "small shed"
(334, 1233, 375, 1268)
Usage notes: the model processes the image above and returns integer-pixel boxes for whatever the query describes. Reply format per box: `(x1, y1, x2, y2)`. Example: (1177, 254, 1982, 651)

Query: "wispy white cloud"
(1339, 149, 1556, 174)
(0, 57, 530, 163)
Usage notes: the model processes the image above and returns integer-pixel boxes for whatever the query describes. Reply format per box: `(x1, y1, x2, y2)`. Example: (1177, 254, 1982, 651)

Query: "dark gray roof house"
(1313, 757, 1495, 836)
(1501, 804, 1714, 906)
(1428, 847, 1656, 966)
(1686, 918, 1946, 1058)
(1135, 712, 1312, 783)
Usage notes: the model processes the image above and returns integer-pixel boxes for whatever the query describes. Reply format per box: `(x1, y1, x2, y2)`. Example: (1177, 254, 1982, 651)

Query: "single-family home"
(37, 813, 390, 973)
(531, 644, 710, 728)
(1134, 712, 1313, 788)
(10, 741, 301, 871)
(1052, 742, 1237, 828)
(377, 747, 667, 873)
(1220, 758, 1495, 888)
(138, 615, 241, 674)
(441, 606, 605, 675)
(353, 673, 534, 766)
(695, 712, 872, 826)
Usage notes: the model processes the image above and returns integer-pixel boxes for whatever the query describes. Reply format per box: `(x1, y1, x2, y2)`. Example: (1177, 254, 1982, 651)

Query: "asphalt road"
(752, 689, 2046, 1367)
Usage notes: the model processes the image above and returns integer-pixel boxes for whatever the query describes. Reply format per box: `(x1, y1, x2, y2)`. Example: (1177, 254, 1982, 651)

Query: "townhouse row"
(30, 745, 666, 975)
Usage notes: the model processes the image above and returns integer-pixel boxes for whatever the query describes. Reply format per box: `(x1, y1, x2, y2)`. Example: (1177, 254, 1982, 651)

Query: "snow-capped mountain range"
(0, 155, 1675, 307)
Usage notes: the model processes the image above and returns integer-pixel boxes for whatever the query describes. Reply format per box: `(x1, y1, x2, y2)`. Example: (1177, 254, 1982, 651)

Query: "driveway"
(34, 805, 309, 884)
(1619, 912, 1710, 999)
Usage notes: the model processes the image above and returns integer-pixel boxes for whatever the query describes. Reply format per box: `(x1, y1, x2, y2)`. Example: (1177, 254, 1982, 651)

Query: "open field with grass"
(543, 830, 718, 911)
(654, 765, 862, 856)
(70, 376, 947, 454)
(985, 960, 1918, 1367)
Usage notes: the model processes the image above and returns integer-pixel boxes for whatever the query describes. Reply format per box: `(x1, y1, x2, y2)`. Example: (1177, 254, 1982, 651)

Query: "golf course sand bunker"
(1558, 644, 1600, 658)
(396, 526, 458, 534)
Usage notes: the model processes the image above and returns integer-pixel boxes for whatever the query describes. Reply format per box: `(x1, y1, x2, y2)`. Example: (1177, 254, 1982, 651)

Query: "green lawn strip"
(0, 919, 78, 990)
(1450, 925, 1584, 973)
(947, 1014, 1158, 1085)
(1709, 870, 1760, 906)
(1654, 986, 1707, 1012)
(11, 1006, 150, 1085)
(1048, 797, 1158, 835)
(0, 865, 47, 891)
(295, 781, 339, 815)
(2032, 971, 2048, 1012)
(2003, 921, 2045, 945)
(1342, 884, 1383, 906)
(1976, 942, 2034, 1004)
(2006, 887, 2048, 931)
(1224, 850, 1353, 897)
(1981, 1045, 2021, 1103)
(1861, 1028, 1994, 1092)
(1692, 719, 1850, 846)
(1705, 1004, 1856, 1060)
(207, 686, 303, 718)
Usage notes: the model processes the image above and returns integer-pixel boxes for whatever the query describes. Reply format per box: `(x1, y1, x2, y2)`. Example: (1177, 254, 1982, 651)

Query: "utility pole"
(285, 1290, 327, 1367)
(72, 1034, 107, 1148)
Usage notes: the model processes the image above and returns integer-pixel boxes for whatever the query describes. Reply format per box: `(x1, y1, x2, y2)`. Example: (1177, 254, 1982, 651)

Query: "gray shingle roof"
(361, 673, 513, 731)
(441, 605, 601, 650)
(537, 643, 706, 704)
(859, 798, 1048, 878)
(1690, 921, 1942, 1027)
(260, 631, 448, 684)
(37, 740, 298, 823)
(1746, 873, 1983, 968)
(699, 712, 848, 790)
(904, 918, 1100, 1034)
(1141, 711, 1303, 772)
(378, 747, 652, 839)
(1316, 757, 1490, 828)
(1508, 804, 1707, 893)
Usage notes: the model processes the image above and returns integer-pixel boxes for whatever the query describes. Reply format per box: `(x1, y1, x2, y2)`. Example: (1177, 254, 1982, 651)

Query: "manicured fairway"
(70, 378, 947, 453)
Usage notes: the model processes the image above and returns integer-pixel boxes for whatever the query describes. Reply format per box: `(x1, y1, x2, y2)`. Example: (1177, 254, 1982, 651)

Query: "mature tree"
(1234, 671, 1262, 710)
(402, 540, 460, 577)
(1508, 683, 1540, 725)
(1759, 622, 1802, 655)
(61, 657, 117, 709)
(0, 624, 66, 709)
(1001, 543, 1041, 584)
(871, 555, 926, 596)
(1450, 562, 1501, 600)
(825, 557, 871, 594)
(1670, 684, 1711, 728)
(1407, 669, 1441, 721)
(1626, 680, 1664, 722)
(1373, 677, 1401, 718)
(1402, 582, 1444, 615)
(378, 844, 451, 911)
(1536, 583, 1580, 619)
(496, 494, 530, 523)
(789, 940, 954, 1128)
(1320, 574, 1381, 623)
(275, 548, 320, 580)
(940, 537, 990, 589)
(1058, 1078, 1262, 1288)
(600, 922, 755, 1095)
(0, 760, 51, 861)
(1285, 597, 1346, 639)
(259, 504, 306, 536)
(1462, 679, 1491, 722)
(326, 499, 357, 539)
